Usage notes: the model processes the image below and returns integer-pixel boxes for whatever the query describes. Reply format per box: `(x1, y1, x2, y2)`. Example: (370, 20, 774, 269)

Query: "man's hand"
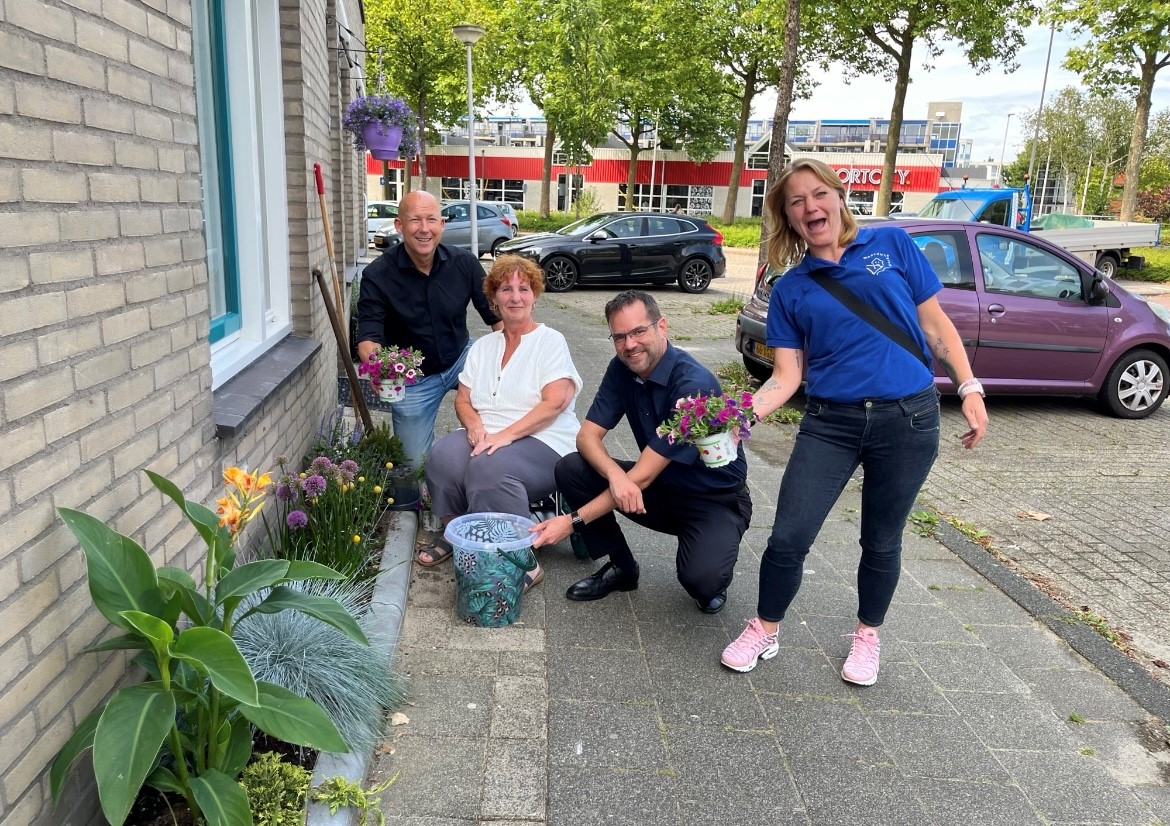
(608, 472, 644, 514)
(531, 514, 572, 549)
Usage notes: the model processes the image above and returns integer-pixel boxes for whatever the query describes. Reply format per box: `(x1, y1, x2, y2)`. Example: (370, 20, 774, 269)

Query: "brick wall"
(0, 0, 368, 822)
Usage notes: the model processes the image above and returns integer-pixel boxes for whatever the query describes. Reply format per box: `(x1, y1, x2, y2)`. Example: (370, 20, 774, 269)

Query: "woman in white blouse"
(418, 255, 583, 590)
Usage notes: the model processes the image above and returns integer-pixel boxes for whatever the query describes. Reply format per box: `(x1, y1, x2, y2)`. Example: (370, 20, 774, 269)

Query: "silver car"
(372, 200, 513, 257)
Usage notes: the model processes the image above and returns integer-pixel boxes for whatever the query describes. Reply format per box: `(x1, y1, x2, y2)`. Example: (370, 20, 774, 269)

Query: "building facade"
(0, 1, 368, 822)
(368, 101, 967, 218)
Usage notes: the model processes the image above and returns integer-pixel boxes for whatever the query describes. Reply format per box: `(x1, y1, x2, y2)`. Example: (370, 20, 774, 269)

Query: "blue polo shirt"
(585, 343, 747, 494)
(766, 225, 941, 402)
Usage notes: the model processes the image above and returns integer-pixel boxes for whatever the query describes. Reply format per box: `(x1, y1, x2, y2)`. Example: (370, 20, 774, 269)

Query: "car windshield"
(918, 196, 987, 221)
(557, 215, 615, 236)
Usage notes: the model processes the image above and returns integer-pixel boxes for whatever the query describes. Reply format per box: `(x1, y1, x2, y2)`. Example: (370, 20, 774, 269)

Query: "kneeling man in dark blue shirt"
(531, 290, 752, 614)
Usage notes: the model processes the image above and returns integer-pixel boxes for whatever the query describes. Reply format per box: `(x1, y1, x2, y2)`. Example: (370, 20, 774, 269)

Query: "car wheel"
(1095, 252, 1120, 279)
(678, 257, 713, 293)
(742, 353, 773, 383)
(1098, 348, 1168, 418)
(490, 236, 506, 257)
(543, 257, 579, 292)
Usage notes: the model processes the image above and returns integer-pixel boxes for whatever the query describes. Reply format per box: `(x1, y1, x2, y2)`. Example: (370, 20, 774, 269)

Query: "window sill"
(213, 334, 321, 439)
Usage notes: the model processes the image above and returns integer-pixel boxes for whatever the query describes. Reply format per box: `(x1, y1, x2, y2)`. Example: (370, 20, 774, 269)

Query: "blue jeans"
(758, 386, 940, 627)
(391, 341, 471, 469)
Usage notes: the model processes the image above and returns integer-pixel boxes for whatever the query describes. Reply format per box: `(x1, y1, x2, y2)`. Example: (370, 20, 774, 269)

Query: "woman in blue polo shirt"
(721, 158, 988, 684)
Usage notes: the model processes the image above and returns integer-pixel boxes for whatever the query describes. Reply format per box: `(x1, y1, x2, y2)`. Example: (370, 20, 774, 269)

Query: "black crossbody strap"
(807, 270, 930, 368)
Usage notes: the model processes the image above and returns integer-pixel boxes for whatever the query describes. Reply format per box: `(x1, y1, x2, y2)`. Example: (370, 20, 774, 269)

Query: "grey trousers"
(425, 429, 561, 519)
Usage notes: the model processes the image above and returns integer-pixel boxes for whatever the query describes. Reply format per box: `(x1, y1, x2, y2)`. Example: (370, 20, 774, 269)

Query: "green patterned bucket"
(445, 512, 537, 627)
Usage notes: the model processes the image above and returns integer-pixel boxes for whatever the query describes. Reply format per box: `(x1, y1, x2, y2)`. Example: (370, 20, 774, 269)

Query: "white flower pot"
(374, 379, 406, 403)
(694, 430, 737, 468)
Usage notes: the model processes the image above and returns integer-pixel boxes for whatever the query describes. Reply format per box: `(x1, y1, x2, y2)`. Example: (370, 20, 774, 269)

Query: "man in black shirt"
(531, 291, 752, 614)
(357, 191, 501, 467)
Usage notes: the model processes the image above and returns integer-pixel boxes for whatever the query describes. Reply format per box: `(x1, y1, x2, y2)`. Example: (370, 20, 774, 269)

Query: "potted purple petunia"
(357, 345, 424, 403)
(342, 95, 420, 160)
(656, 389, 755, 467)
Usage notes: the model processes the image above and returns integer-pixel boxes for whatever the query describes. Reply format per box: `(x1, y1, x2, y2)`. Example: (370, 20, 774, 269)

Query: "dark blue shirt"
(585, 343, 747, 494)
(766, 225, 941, 401)
(357, 244, 499, 376)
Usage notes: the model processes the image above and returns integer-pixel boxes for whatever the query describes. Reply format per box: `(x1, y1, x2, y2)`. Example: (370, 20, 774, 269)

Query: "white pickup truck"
(914, 188, 1161, 279)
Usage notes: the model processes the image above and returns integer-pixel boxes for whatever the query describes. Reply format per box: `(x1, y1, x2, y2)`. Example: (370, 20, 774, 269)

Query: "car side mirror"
(1089, 276, 1108, 303)
(586, 230, 608, 242)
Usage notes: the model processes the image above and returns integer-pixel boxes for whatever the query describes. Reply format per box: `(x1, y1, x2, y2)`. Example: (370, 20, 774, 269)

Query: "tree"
(1053, 1, 1170, 221)
(365, 0, 510, 189)
(700, 0, 790, 223)
(497, 0, 616, 217)
(604, 0, 737, 210)
(821, 0, 1038, 215)
(760, 0, 802, 266)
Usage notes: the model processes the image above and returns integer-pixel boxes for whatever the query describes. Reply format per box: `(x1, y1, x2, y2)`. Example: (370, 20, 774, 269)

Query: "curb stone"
(305, 510, 416, 825)
(931, 516, 1170, 723)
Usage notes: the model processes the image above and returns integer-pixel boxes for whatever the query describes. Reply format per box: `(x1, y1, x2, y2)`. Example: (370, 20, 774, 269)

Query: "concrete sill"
(212, 335, 321, 439)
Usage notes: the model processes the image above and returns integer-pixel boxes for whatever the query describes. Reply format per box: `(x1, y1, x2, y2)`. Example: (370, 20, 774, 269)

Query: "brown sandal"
(416, 537, 453, 567)
(523, 563, 544, 593)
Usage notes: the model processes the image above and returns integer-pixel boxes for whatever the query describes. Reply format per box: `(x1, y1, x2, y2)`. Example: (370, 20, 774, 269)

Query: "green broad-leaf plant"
(49, 468, 368, 826)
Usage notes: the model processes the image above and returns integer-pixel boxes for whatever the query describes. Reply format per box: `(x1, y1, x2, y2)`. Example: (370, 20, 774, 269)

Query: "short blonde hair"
(482, 254, 546, 312)
(763, 158, 859, 268)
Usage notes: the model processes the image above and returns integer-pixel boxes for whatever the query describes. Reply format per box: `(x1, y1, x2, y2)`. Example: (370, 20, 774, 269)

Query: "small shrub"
(240, 752, 311, 826)
(310, 774, 398, 826)
(706, 296, 746, 315)
(707, 216, 763, 248)
(515, 210, 578, 233)
(235, 580, 408, 754)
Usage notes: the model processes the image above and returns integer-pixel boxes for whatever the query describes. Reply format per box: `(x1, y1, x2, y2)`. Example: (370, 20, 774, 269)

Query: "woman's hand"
(471, 431, 515, 456)
(465, 426, 486, 447)
(959, 394, 989, 449)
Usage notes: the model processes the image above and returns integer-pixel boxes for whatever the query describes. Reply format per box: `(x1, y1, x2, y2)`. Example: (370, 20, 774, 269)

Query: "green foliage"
(235, 580, 407, 753)
(239, 752, 311, 826)
(1127, 243, 1170, 282)
(1073, 609, 1123, 646)
(707, 217, 762, 248)
(909, 510, 940, 538)
(947, 517, 991, 546)
(516, 210, 578, 232)
(50, 470, 360, 826)
(1068, 712, 1086, 724)
(310, 773, 398, 826)
(706, 297, 746, 315)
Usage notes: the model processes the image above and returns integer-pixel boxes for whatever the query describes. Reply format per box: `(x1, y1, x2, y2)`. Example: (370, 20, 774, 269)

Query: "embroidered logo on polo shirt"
(862, 252, 892, 275)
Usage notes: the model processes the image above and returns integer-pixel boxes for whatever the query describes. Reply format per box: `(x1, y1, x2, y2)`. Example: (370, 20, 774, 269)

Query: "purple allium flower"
(309, 456, 333, 475)
(303, 474, 327, 497)
(338, 459, 359, 483)
(286, 510, 308, 530)
(275, 482, 295, 502)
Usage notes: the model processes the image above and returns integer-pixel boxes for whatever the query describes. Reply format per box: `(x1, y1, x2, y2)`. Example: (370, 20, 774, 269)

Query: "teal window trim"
(206, 0, 240, 343)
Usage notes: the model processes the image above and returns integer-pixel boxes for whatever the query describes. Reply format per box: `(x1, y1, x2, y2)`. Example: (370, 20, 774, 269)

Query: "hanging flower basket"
(343, 95, 419, 159)
(362, 123, 404, 160)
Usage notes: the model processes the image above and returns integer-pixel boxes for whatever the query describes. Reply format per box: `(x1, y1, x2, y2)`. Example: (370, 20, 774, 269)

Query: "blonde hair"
(763, 158, 859, 268)
(483, 254, 546, 313)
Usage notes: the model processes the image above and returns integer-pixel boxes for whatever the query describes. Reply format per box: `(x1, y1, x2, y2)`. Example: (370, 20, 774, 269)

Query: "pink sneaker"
(721, 618, 779, 673)
(841, 627, 881, 686)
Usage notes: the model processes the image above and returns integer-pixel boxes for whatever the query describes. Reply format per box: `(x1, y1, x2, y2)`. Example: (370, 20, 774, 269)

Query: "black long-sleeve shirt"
(356, 244, 499, 376)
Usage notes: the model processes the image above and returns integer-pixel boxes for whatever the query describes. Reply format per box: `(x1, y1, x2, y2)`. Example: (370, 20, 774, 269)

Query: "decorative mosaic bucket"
(444, 512, 537, 628)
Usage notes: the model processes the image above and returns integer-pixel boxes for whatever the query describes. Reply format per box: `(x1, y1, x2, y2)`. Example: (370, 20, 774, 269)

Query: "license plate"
(752, 341, 774, 361)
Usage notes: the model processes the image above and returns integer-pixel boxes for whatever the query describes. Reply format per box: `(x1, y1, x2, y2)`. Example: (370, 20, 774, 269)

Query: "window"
(912, 231, 974, 288)
(193, 0, 291, 387)
(606, 217, 643, 238)
(751, 179, 767, 217)
(648, 217, 680, 235)
(976, 234, 1083, 299)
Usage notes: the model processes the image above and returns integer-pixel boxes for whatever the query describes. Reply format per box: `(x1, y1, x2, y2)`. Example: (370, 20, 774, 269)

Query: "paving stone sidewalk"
(363, 296, 1170, 825)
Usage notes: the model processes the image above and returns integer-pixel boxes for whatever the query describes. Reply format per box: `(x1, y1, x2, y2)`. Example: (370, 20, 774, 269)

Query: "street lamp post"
(996, 111, 1015, 183)
(452, 24, 485, 257)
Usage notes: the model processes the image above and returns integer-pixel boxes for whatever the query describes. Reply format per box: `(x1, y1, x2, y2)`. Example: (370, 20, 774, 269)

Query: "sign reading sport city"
(834, 165, 940, 191)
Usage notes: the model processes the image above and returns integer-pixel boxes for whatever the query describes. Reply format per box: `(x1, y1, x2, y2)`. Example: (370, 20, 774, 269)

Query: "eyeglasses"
(607, 323, 655, 345)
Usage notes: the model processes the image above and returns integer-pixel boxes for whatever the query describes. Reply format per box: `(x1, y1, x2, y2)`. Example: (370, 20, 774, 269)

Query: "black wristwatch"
(569, 510, 584, 533)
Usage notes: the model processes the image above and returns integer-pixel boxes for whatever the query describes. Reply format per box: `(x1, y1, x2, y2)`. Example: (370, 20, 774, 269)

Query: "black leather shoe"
(565, 562, 639, 601)
(696, 591, 727, 614)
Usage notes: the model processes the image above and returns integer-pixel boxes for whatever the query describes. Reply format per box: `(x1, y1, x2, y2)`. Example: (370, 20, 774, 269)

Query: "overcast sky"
(762, 24, 1170, 165)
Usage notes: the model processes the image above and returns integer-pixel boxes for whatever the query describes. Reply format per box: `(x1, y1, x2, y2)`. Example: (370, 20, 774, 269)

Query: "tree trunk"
(621, 120, 645, 211)
(415, 92, 429, 191)
(1120, 54, 1157, 221)
(876, 32, 914, 216)
(760, 0, 801, 268)
(722, 61, 758, 225)
(540, 122, 555, 217)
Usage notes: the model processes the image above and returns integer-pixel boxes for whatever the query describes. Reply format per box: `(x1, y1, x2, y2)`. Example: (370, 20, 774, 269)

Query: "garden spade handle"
(313, 163, 345, 317)
(313, 267, 373, 432)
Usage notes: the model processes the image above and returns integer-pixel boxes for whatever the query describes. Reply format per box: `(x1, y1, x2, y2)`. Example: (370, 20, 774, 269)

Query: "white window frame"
(196, 0, 292, 388)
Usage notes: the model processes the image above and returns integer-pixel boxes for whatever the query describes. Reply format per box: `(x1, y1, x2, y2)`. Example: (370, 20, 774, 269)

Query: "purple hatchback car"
(735, 219, 1170, 419)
